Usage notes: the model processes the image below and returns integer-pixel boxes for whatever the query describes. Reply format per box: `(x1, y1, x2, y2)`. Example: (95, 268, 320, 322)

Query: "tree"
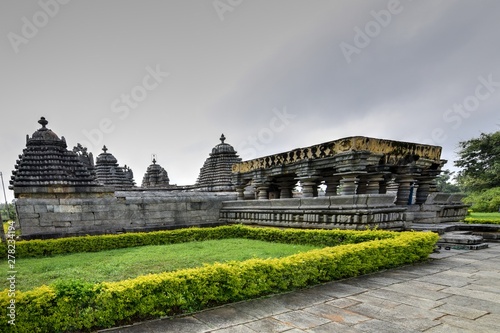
(454, 131, 500, 192)
(0, 203, 16, 221)
(436, 169, 461, 193)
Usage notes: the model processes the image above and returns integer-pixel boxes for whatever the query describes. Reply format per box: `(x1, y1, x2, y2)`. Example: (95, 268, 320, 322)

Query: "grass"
(468, 212, 500, 219)
(0, 238, 318, 291)
(465, 212, 500, 224)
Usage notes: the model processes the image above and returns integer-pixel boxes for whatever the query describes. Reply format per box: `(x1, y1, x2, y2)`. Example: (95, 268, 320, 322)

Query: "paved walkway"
(101, 243, 500, 333)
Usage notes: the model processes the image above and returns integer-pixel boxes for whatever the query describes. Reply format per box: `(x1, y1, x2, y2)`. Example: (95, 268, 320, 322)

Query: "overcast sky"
(1, 0, 500, 202)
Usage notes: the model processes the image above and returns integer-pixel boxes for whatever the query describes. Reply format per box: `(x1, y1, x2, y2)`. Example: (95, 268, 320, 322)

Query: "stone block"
(366, 194, 396, 207)
(20, 225, 55, 236)
(78, 212, 95, 221)
(17, 205, 35, 214)
(425, 193, 451, 205)
(300, 197, 331, 209)
(330, 195, 357, 206)
(270, 199, 300, 209)
(18, 213, 40, 219)
(143, 210, 175, 220)
(447, 193, 466, 204)
(33, 205, 48, 213)
(354, 195, 369, 206)
(54, 205, 83, 213)
(81, 204, 110, 212)
(47, 212, 82, 222)
(19, 218, 40, 227)
(53, 221, 72, 228)
(39, 215, 56, 226)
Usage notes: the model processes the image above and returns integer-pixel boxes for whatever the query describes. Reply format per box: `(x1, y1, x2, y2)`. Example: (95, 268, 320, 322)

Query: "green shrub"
(463, 187, 500, 212)
(464, 218, 500, 225)
(0, 227, 438, 332)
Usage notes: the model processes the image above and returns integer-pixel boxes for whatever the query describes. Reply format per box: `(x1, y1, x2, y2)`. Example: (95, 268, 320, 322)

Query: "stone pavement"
(101, 243, 500, 333)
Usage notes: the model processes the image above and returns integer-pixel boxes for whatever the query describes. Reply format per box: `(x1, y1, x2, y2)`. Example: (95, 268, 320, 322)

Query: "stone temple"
(141, 157, 171, 188)
(10, 117, 100, 192)
(94, 146, 135, 188)
(195, 134, 242, 191)
(10, 117, 469, 239)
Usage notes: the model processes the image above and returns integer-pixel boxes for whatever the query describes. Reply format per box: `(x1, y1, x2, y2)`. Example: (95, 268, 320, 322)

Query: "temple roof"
(141, 157, 171, 188)
(10, 117, 99, 189)
(94, 146, 135, 188)
(195, 134, 241, 191)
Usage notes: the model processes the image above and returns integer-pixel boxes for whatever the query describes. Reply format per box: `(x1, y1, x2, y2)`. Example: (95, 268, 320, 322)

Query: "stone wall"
(219, 194, 411, 230)
(16, 190, 236, 239)
(409, 192, 470, 224)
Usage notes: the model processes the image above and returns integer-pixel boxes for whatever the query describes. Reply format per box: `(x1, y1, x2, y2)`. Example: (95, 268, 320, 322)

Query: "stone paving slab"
(101, 243, 500, 333)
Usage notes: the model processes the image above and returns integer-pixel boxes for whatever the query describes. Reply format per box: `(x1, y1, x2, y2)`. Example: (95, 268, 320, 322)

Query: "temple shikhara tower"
(10, 117, 100, 192)
(141, 157, 171, 188)
(94, 146, 135, 188)
(195, 134, 242, 191)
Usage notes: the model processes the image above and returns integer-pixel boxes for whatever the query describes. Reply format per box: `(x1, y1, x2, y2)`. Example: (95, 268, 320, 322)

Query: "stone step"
(471, 231, 500, 242)
(436, 242, 489, 250)
(439, 232, 484, 245)
(409, 223, 457, 234)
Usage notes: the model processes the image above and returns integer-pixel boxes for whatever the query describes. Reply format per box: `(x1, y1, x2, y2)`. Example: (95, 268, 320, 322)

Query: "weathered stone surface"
(10, 117, 100, 191)
(195, 134, 242, 192)
(17, 191, 236, 239)
(95, 146, 135, 188)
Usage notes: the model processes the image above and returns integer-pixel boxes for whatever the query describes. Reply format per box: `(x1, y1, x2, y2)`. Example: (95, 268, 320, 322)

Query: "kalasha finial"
(102, 145, 108, 153)
(38, 117, 48, 128)
(152, 154, 157, 164)
(220, 133, 226, 144)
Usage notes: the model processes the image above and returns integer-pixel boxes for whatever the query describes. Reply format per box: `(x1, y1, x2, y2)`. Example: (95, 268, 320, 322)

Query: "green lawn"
(1, 238, 318, 291)
(468, 212, 500, 220)
(465, 212, 500, 224)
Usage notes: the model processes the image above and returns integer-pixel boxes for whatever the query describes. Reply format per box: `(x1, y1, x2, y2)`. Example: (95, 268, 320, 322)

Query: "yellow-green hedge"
(464, 218, 500, 225)
(1, 225, 399, 258)
(0, 226, 438, 332)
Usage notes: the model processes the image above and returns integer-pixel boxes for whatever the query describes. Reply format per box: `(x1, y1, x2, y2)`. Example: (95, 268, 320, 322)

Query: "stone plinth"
(220, 194, 410, 230)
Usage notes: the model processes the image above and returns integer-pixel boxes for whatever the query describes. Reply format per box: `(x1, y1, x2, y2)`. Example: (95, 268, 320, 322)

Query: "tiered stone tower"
(195, 134, 242, 191)
(10, 117, 99, 194)
(94, 146, 135, 188)
(141, 157, 171, 188)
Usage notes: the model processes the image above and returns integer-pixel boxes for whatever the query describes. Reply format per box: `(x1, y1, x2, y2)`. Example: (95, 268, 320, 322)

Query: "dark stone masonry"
(10, 117, 469, 239)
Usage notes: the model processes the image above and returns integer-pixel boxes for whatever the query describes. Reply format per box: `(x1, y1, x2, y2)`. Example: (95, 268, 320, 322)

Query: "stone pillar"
(301, 179, 318, 198)
(235, 185, 246, 200)
(385, 177, 399, 202)
(366, 174, 384, 194)
(415, 178, 432, 204)
(339, 173, 359, 196)
(255, 183, 270, 200)
(395, 176, 414, 206)
(357, 176, 368, 194)
(324, 176, 340, 196)
(277, 179, 295, 199)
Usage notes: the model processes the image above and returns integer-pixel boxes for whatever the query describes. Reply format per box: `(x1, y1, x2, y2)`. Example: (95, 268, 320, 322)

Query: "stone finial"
(220, 134, 226, 144)
(152, 154, 157, 165)
(102, 145, 108, 153)
(38, 117, 48, 128)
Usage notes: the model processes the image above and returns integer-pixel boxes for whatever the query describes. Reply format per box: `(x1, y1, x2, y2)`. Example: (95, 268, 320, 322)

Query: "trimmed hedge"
(464, 218, 500, 225)
(0, 226, 438, 332)
(1, 225, 399, 259)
